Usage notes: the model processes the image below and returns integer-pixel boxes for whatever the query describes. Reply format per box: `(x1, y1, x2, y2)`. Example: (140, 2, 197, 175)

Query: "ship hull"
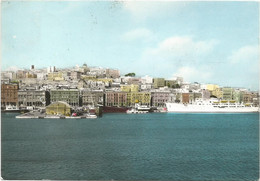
(165, 103, 259, 113)
(102, 106, 129, 113)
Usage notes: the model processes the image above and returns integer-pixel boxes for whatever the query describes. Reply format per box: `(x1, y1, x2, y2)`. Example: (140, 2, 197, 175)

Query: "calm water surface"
(1, 113, 259, 180)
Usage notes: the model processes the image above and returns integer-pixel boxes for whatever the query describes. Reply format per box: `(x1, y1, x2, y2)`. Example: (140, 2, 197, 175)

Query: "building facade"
(81, 90, 104, 106)
(18, 90, 48, 107)
(151, 91, 170, 107)
(153, 78, 165, 89)
(127, 92, 151, 106)
(222, 87, 233, 100)
(50, 89, 79, 106)
(1, 83, 19, 107)
(105, 92, 128, 107)
(46, 101, 71, 116)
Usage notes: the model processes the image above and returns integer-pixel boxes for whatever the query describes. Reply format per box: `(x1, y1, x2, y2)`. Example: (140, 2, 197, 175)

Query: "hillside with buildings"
(1, 64, 259, 115)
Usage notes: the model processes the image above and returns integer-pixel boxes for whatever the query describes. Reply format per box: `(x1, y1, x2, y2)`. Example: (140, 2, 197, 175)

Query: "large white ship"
(166, 98, 259, 113)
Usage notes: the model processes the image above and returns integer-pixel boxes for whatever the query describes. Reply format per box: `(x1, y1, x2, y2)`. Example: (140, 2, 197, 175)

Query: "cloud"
(122, 1, 188, 21)
(228, 45, 259, 64)
(131, 36, 218, 80)
(146, 36, 217, 60)
(140, 36, 217, 67)
(173, 66, 212, 83)
(121, 28, 155, 42)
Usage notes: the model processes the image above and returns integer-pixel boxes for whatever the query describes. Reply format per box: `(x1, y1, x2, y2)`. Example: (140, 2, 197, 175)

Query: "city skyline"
(2, 1, 259, 90)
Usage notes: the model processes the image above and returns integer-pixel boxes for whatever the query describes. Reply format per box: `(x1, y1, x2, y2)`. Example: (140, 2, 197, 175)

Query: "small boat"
(5, 105, 20, 112)
(126, 108, 148, 114)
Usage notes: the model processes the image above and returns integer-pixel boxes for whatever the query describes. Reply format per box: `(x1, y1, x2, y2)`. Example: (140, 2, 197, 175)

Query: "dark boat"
(102, 106, 129, 113)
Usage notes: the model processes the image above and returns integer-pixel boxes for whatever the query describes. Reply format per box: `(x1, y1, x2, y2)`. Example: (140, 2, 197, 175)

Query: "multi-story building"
(47, 72, 64, 81)
(81, 90, 104, 106)
(105, 91, 128, 107)
(153, 78, 165, 89)
(18, 90, 49, 107)
(126, 92, 151, 106)
(151, 90, 170, 107)
(165, 80, 177, 88)
(120, 84, 139, 92)
(1, 83, 19, 107)
(25, 72, 37, 78)
(206, 84, 219, 96)
(189, 92, 202, 103)
(71, 71, 82, 80)
(214, 88, 223, 99)
(140, 84, 152, 91)
(241, 91, 254, 104)
(106, 69, 120, 78)
(222, 87, 233, 100)
(232, 89, 242, 103)
(47, 66, 56, 73)
(16, 70, 27, 79)
(182, 93, 189, 103)
(201, 89, 210, 100)
(50, 89, 79, 106)
(141, 75, 153, 84)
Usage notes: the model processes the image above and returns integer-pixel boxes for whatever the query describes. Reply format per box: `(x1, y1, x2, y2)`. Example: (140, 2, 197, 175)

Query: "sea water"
(1, 112, 259, 180)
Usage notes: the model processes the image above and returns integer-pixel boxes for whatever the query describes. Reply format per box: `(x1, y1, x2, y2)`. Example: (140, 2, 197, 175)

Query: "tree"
(125, 73, 136, 77)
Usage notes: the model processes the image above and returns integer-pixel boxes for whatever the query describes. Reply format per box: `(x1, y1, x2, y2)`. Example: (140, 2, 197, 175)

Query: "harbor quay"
(1, 64, 259, 117)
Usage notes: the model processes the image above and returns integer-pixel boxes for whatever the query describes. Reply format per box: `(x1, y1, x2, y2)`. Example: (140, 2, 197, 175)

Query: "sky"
(1, 1, 259, 90)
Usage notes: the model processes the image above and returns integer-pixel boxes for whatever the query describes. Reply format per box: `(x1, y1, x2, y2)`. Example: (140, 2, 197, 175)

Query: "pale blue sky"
(2, 1, 259, 90)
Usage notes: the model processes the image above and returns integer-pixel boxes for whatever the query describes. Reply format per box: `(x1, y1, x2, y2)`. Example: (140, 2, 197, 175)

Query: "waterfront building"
(151, 90, 170, 107)
(120, 84, 139, 92)
(214, 88, 223, 99)
(105, 91, 128, 107)
(222, 87, 234, 100)
(252, 92, 259, 106)
(126, 92, 151, 106)
(1, 83, 19, 107)
(206, 84, 219, 95)
(232, 89, 242, 103)
(241, 91, 255, 104)
(201, 89, 210, 100)
(189, 92, 202, 103)
(153, 78, 165, 89)
(46, 101, 71, 116)
(182, 93, 189, 103)
(47, 72, 64, 81)
(18, 90, 49, 107)
(81, 89, 104, 106)
(50, 89, 79, 106)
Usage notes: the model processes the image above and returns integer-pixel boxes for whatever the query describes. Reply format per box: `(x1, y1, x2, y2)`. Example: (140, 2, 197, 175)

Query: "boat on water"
(166, 98, 259, 113)
(4, 105, 20, 112)
(126, 103, 150, 114)
(102, 106, 129, 113)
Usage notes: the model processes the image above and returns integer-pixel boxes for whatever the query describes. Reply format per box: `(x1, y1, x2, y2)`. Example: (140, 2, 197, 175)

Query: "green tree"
(125, 73, 136, 77)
